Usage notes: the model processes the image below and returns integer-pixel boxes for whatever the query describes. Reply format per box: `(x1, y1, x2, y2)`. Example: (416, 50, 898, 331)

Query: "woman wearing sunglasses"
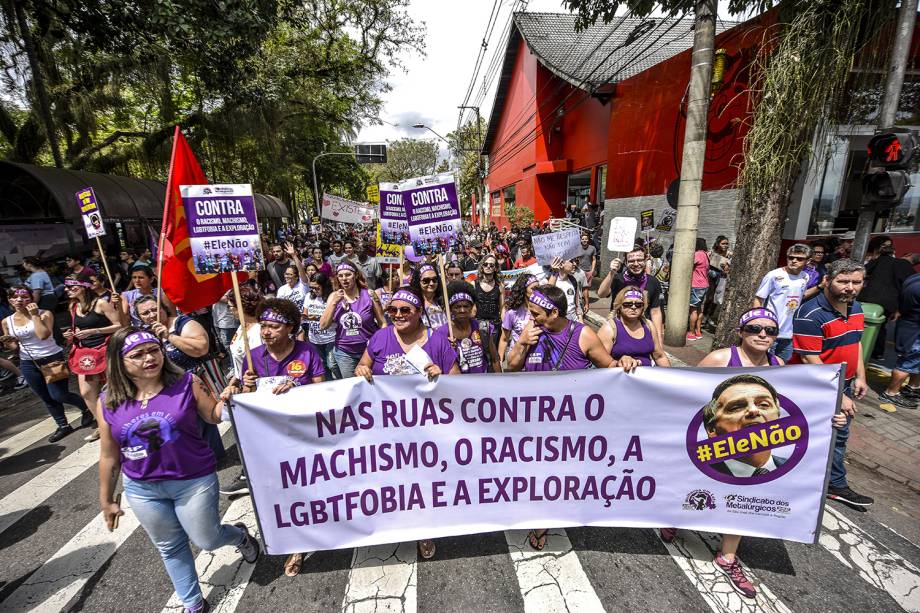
(410, 264, 448, 330)
(437, 281, 502, 373)
(597, 287, 670, 372)
(355, 286, 459, 560)
(658, 307, 783, 600)
(472, 256, 504, 345)
(319, 261, 386, 379)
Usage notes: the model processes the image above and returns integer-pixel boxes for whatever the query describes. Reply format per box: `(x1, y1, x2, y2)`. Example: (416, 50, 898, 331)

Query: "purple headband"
(418, 263, 436, 276)
(449, 292, 474, 306)
(624, 289, 644, 302)
(64, 278, 92, 288)
(391, 289, 422, 308)
(525, 275, 539, 286)
(739, 308, 778, 327)
(336, 262, 357, 273)
(13, 288, 31, 298)
(122, 331, 160, 355)
(259, 308, 291, 325)
(529, 290, 557, 312)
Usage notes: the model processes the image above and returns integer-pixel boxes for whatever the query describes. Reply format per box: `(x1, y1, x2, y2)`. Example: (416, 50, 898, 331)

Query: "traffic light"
(862, 130, 917, 208)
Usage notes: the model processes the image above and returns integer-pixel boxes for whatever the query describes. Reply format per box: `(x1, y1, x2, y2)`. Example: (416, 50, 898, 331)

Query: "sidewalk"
(586, 291, 920, 494)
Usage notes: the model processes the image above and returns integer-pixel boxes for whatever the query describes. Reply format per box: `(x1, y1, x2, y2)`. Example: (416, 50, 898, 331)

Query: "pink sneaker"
(659, 527, 678, 542)
(714, 554, 756, 599)
(686, 333, 697, 341)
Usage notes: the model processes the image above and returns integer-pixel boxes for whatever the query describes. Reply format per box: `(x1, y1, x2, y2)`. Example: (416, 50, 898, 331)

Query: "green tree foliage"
(447, 116, 487, 216)
(366, 138, 439, 182)
(505, 203, 534, 228)
(562, 0, 777, 23)
(0, 0, 425, 217)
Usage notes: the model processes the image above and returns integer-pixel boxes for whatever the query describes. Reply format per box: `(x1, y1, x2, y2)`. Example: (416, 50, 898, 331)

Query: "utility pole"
(851, 0, 918, 263)
(458, 105, 486, 227)
(664, 0, 717, 347)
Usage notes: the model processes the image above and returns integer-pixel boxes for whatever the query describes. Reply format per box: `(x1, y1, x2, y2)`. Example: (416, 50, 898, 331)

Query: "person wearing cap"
(753, 243, 813, 361)
(436, 281, 502, 373)
(319, 260, 386, 379)
(597, 287, 670, 372)
(98, 328, 261, 613)
(355, 285, 458, 560)
(506, 284, 613, 551)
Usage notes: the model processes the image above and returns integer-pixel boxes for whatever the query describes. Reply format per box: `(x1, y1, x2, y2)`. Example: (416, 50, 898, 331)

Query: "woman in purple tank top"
(659, 308, 783, 601)
(506, 285, 612, 551)
(598, 287, 670, 371)
(319, 261, 386, 379)
(98, 328, 261, 613)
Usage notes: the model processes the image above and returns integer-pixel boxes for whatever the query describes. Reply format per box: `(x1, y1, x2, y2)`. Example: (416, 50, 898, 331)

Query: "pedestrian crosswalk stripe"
(504, 529, 606, 613)
(341, 541, 418, 613)
(0, 409, 83, 460)
(820, 505, 920, 612)
(1, 494, 141, 612)
(161, 495, 260, 613)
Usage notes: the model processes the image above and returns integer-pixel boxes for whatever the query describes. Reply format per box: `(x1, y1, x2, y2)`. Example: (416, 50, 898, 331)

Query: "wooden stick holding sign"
(230, 271, 253, 370)
(438, 255, 454, 341)
(94, 236, 118, 295)
(74, 187, 118, 296)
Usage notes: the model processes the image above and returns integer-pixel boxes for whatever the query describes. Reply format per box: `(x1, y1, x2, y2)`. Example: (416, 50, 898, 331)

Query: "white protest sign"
(231, 365, 839, 554)
(607, 216, 638, 252)
(531, 228, 582, 265)
(321, 193, 376, 225)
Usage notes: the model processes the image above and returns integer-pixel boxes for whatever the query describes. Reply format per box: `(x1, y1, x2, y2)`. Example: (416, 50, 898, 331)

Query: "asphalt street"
(0, 383, 918, 613)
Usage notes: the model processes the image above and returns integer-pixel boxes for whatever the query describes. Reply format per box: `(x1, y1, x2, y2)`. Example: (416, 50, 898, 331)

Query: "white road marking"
(0, 409, 84, 459)
(820, 505, 920, 612)
(1, 495, 141, 612)
(341, 541, 418, 613)
(161, 495, 263, 613)
(505, 529, 606, 613)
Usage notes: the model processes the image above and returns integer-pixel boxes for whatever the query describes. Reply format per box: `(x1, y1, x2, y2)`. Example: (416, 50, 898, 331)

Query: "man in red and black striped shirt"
(791, 258, 873, 508)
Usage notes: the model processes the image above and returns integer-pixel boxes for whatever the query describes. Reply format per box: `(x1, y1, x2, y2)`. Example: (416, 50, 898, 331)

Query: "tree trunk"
(663, 0, 717, 346)
(712, 169, 800, 349)
(12, 0, 62, 168)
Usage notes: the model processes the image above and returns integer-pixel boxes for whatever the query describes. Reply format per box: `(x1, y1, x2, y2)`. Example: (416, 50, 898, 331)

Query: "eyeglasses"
(626, 259, 645, 265)
(124, 347, 161, 362)
(420, 278, 438, 285)
(386, 306, 414, 316)
(741, 324, 779, 336)
(621, 301, 644, 309)
(482, 262, 496, 268)
(786, 255, 806, 261)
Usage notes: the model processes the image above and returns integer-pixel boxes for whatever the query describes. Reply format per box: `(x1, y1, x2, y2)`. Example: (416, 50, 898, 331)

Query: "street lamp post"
(411, 123, 449, 143)
(311, 150, 356, 222)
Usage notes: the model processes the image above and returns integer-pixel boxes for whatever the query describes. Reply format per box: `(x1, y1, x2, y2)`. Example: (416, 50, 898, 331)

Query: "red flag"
(158, 126, 240, 312)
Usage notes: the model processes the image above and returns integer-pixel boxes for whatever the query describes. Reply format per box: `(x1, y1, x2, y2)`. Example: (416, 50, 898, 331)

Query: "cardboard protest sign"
(366, 185, 380, 204)
(531, 227, 582, 265)
(321, 193, 375, 225)
(375, 223, 402, 264)
(640, 209, 654, 231)
(379, 182, 409, 245)
(607, 216, 638, 252)
(75, 187, 106, 239)
(402, 173, 462, 255)
(181, 184, 264, 274)
(232, 364, 840, 554)
(657, 207, 677, 232)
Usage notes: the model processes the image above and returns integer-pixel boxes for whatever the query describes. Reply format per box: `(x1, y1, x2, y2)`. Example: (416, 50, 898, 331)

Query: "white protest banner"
(75, 187, 106, 239)
(181, 184, 263, 274)
(607, 216, 638, 252)
(532, 227, 583, 266)
(231, 365, 840, 554)
(321, 193, 376, 225)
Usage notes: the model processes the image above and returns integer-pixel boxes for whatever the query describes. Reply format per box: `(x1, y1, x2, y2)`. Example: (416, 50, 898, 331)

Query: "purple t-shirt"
(523, 321, 592, 372)
(333, 289, 379, 355)
(102, 372, 215, 481)
(434, 319, 493, 374)
(366, 327, 458, 376)
(501, 306, 530, 352)
(245, 340, 326, 384)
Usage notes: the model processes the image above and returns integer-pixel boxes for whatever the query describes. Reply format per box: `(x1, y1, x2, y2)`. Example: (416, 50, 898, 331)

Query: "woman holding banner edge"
(505, 284, 613, 550)
(437, 281, 501, 373)
(355, 285, 459, 559)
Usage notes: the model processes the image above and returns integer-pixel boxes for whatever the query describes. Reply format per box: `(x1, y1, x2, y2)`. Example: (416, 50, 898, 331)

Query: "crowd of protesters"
(3, 211, 915, 611)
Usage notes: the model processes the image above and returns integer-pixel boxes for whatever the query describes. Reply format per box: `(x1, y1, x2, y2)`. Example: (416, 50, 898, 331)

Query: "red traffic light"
(867, 131, 916, 170)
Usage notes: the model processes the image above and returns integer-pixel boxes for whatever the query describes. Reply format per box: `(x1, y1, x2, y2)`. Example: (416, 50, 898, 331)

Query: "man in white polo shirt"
(753, 243, 818, 361)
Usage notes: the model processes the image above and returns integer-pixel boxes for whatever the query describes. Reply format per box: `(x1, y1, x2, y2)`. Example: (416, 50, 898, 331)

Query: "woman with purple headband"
(658, 306, 785, 600)
(436, 281, 502, 373)
(498, 273, 541, 360)
(505, 283, 612, 551)
(355, 285, 458, 560)
(319, 260, 386, 379)
(597, 287, 670, 372)
(2, 285, 93, 442)
(98, 328, 260, 613)
(410, 263, 448, 330)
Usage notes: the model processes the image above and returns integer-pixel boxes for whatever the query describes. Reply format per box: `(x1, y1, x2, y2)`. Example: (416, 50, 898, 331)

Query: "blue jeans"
(124, 473, 246, 609)
(332, 346, 362, 379)
(315, 342, 341, 380)
(772, 337, 793, 362)
(830, 382, 853, 489)
(20, 353, 89, 427)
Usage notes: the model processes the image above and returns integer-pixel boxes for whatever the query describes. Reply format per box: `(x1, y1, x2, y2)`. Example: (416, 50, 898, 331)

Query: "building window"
(503, 185, 516, 210)
(596, 165, 607, 203)
(491, 191, 502, 217)
(567, 170, 591, 209)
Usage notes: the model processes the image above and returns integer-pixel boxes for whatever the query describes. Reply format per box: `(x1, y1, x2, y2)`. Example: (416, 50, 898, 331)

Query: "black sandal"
(528, 529, 547, 551)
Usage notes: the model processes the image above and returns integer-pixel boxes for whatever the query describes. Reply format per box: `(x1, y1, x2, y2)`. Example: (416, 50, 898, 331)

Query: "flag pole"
(230, 272, 253, 369)
(156, 126, 181, 325)
(94, 236, 117, 294)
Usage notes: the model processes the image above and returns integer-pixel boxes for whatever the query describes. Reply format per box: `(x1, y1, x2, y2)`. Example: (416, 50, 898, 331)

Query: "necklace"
(137, 386, 162, 409)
